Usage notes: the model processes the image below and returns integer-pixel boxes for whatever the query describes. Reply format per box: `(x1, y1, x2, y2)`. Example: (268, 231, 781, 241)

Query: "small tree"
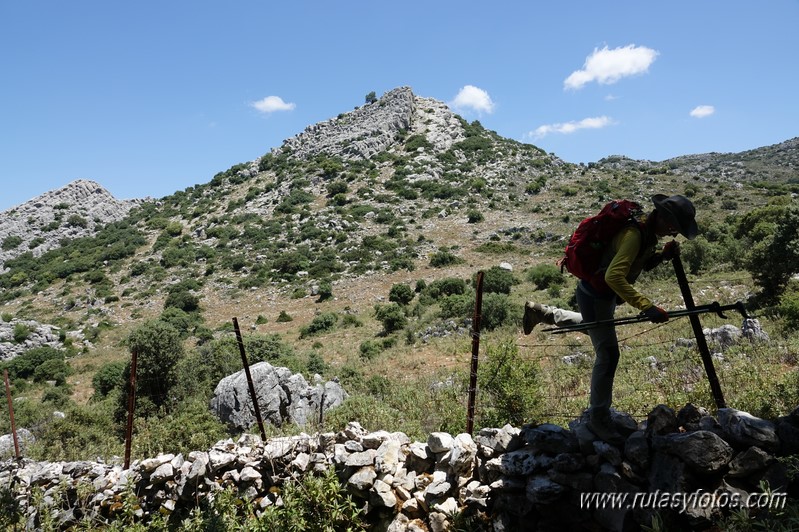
(389, 283, 415, 306)
(92, 361, 127, 398)
(476, 266, 516, 295)
(365, 91, 377, 104)
(747, 203, 799, 299)
(374, 303, 407, 334)
(118, 320, 184, 419)
(317, 281, 333, 302)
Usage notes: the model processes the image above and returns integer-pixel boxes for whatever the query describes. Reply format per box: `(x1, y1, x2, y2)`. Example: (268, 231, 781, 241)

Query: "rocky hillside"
(1, 86, 798, 529)
(0, 86, 796, 368)
(0, 179, 141, 270)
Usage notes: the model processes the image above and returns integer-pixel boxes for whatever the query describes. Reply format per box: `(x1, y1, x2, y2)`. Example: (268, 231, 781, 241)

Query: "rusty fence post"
(672, 255, 727, 409)
(124, 350, 138, 469)
(466, 271, 485, 435)
(4, 369, 20, 459)
(232, 317, 267, 441)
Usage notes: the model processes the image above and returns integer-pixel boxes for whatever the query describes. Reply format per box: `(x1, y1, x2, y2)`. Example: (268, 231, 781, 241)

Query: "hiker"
(523, 194, 698, 443)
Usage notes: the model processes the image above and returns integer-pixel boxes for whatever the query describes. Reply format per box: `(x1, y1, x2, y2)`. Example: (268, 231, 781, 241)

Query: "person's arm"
(604, 227, 654, 311)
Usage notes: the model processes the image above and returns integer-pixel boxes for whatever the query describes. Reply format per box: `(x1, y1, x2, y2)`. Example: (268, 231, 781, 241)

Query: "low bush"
(389, 283, 415, 305)
(300, 312, 338, 338)
(92, 361, 127, 398)
(477, 266, 517, 294)
(374, 303, 407, 334)
(526, 263, 565, 290)
(429, 249, 464, 268)
(1, 346, 64, 381)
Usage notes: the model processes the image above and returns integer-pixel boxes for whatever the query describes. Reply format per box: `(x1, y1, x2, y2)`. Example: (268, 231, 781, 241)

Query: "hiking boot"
(523, 302, 545, 335)
(587, 413, 625, 446)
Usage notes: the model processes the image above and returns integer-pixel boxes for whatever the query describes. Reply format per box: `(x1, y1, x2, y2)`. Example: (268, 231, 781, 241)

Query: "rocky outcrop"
(0, 319, 65, 362)
(2, 404, 796, 531)
(209, 362, 348, 430)
(276, 87, 466, 162)
(0, 179, 142, 270)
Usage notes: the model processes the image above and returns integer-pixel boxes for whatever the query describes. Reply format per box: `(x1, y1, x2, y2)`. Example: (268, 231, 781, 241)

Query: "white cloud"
(251, 95, 296, 114)
(690, 105, 715, 118)
(564, 45, 659, 90)
(529, 116, 615, 139)
(450, 85, 495, 114)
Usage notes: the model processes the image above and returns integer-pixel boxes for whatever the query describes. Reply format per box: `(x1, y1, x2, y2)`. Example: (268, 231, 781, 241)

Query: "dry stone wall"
(2, 404, 798, 531)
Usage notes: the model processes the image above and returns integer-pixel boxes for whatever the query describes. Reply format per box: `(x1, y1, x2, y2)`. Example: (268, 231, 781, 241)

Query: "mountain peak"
(276, 87, 466, 161)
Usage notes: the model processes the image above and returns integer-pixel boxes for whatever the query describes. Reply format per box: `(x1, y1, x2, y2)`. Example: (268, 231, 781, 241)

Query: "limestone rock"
(209, 362, 347, 430)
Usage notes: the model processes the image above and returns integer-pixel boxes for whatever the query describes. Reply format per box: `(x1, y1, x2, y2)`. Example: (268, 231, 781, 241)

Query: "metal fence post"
(467, 271, 485, 435)
(4, 369, 20, 459)
(124, 350, 138, 469)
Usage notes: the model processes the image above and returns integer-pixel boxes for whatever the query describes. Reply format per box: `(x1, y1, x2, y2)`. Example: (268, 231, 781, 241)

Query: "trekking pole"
(543, 301, 748, 334)
(233, 317, 267, 442)
(672, 255, 727, 409)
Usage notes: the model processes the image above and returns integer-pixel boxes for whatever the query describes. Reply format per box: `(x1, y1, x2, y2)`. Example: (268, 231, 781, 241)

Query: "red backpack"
(559, 200, 643, 294)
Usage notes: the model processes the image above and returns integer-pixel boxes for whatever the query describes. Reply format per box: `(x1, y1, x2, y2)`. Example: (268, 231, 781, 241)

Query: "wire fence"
(515, 300, 784, 426)
(1, 269, 785, 462)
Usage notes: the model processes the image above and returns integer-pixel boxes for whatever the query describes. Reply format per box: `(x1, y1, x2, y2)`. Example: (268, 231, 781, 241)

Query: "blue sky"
(2, 1, 798, 212)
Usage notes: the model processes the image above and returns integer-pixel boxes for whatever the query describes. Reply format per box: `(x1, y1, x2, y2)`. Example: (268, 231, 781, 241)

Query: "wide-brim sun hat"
(651, 194, 699, 240)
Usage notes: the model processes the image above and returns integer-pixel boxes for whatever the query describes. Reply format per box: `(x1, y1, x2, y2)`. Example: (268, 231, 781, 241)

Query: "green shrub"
(466, 209, 484, 223)
(159, 307, 201, 338)
(747, 202, 799, 299)
(276, 310, 293, 322)
(778, 286, 799, 332)
(374, 303, 407, 334)
(429, 249, 464, 267)
(256, 467, 365, 530)
(1, 346, 64, 380)
(41, 385, 72, 406)
(681, 237, 710, 275)
(118, 320, 185, 419)
(164, 290, 200, 312)
(389, 283, 415, 305)
(12, 323, 31, 343)
(477, 339, 542, 427)
(300, 312, 338, 338)
(164, 221, 184, 236)
(476, 266, 517, 294)
(480, 293, 512, 331)
(1, 235, 22, 251)
(526, 263, 565, 290)
(66, 214, 88, 228)
(327, 179, 348, 196)
(340, 314, 363, 328)
(359, 340, 382, 360)
(405, 134, 432, 151)
(422, 278, 467, 301)
(317, 281, 333, 301)
(33, 358, 72, 385)
(92, 361, 127, 398)
(439, 294, 473, 321)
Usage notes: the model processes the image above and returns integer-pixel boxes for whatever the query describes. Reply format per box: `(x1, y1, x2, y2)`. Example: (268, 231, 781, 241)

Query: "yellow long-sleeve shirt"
(603, 224, 658, 311)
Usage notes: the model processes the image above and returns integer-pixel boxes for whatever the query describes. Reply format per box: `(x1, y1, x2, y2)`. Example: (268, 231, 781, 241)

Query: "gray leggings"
(575, 282, 620, 416)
